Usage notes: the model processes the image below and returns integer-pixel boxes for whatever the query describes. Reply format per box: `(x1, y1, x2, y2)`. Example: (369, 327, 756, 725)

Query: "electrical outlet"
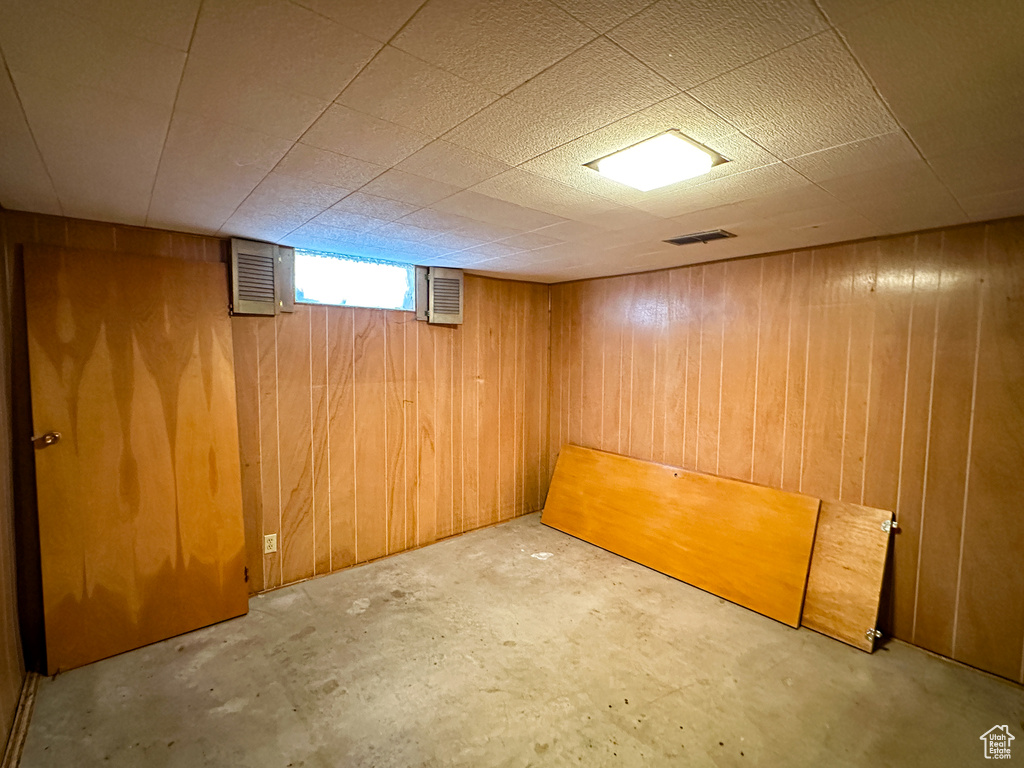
(264, 533, 277, 554)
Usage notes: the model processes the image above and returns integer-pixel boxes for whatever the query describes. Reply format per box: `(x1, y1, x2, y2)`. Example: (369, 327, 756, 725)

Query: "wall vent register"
(664, 229, 736, 246)
(415, 266, 464, 325)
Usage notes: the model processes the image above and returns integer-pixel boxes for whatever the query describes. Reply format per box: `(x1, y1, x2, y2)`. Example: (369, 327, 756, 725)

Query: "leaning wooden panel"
(802, 501, 894, 652)
(24, 245, 249, 674)
(541, 445, 820, 627)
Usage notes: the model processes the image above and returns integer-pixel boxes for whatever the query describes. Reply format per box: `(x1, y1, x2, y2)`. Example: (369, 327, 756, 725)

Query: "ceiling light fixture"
(584, 130, 727, 192)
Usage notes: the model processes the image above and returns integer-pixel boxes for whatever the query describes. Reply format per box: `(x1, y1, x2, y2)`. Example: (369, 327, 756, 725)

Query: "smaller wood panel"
(542, 445, 821, 627)
(802, 500, 893, 652)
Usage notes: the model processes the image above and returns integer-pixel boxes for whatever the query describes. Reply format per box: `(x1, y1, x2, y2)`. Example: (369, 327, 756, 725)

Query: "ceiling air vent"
(664, 229, 736, 246)
(415, 266, 464, 324)
(230, 238, 295, 316)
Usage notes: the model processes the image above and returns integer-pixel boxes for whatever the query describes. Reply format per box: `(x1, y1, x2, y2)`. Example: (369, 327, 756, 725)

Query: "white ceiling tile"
(531, 219, 605, 241)
(959, 187, 1024, 222)
(549, 0, 656, 33)
(456, 241, 527, 259)
(690, 31, 898, 159)
(390, 0, 596, 94)
(395, 140, 511, 188)
(44, 0, 203, 50)
(290, 0, 424, 42)
(440, 96, 583, 166)
(13, 73, 170, 225)
(497, 231, 561, 250)
(0, 68, 61, 214)
(432, 190, 564, 230)
(275, 143, 384, 189)
(302, 104, 432, 165)
(358, 169, 462, 207)
(148, 111, 292, 232)
(373, 219, 444, 244)
(308, 208, 386, 233)
(189, 0, 381, 101)
(785, 132, 919, 182)
(0, 2, 186, 107)
(282, 220, 387, 254)
(838, 0, 1024, 158)
(816, 158, 967, 231)
(396, 208, 522, 241)
(337, 46, 500, 136)
(422, 231, 487, 251)
(219, 171, 348, 240)
(880, 129, 1024, 203)
(442, 37, 679, 165)
(175, 55, 329, 141)
(609, 0, 828, 89)
(815, 0, 897, 24)
(508, 36, 678, 122)
(471, 168, 619, 220)
(1, 0, 1019, 281)
(693, 163, 809, 209)
(571, 206, 667, 230)
(327, 191, 420, 223)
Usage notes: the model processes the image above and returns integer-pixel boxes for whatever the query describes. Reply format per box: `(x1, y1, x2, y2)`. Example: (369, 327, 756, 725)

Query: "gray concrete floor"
(21, 513, 1024, 767)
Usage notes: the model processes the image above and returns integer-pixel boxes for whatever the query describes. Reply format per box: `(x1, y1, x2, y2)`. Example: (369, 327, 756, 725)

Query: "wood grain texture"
(547, 217, 1024, 682)
(231, 276, 549, 584)
(24, 245, 248, 674)
(542, 445, 821, 627)
(802, 501, 893, 652)
(0, 214, 25, 753)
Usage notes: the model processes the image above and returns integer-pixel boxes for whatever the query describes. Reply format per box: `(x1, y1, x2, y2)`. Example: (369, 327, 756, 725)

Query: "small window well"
(294, 249, 414, 311)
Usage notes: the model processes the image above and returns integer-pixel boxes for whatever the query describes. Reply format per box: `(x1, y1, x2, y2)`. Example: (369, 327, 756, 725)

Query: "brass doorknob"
(31, 432, 61, 449)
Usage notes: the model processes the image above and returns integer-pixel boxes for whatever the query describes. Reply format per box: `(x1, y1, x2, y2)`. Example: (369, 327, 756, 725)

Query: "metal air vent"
(664, 229, 736, 246)
(415, 266, 464, 324)
(230, 238, 294, 316)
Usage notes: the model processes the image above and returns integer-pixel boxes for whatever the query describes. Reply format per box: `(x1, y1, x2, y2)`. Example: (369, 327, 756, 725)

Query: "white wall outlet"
(264, 533, 277, 554)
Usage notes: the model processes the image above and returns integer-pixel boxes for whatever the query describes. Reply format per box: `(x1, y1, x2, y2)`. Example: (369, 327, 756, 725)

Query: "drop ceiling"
(1, 0, 1022, 283)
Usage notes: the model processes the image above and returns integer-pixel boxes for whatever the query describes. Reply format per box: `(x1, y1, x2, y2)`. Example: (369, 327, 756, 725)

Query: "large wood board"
(541, 445, 821, 627)
(802, 500, 893, 652)
(25, 245, 249, 673)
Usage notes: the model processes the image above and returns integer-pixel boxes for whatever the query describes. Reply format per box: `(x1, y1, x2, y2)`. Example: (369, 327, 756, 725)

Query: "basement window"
(294, 249, 414, 311)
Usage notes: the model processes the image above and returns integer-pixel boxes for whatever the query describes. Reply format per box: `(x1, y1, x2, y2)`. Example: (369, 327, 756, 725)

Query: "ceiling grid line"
(144, 0, 206, 227)
(810, 0, 970, 219)
(1, 0, 1020, 280)
(0, 47, 63, 217)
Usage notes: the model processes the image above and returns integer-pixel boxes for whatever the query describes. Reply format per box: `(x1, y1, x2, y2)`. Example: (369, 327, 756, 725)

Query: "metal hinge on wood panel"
(881, 519, 898, 533)
(244, 567, 249, 583)
(865, 628, 882, 641)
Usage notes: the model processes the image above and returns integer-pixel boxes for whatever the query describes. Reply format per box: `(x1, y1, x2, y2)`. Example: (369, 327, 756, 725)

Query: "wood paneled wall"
(232, 277, 550, 592)
(0, 211, 551, 614)
(0, 213, 25, 753)
(548, 217, 1024, 683)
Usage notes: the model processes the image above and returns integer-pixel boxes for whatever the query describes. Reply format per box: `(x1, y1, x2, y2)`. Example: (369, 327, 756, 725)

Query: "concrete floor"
(21, 513, 1023, 767)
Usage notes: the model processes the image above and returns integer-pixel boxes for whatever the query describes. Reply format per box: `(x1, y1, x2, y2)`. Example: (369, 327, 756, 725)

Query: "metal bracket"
(865, 628, 882, 641)
(881, 519, 898, 533)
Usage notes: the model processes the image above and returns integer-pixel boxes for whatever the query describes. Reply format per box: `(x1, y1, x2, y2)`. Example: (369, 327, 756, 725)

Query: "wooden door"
(24, 245, 249, 674)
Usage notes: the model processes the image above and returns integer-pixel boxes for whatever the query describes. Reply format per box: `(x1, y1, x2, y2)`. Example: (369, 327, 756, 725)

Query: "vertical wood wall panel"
(547, 218, 1024, 684)
(310, 308, 331, 576)
(1, 214, 555, 610)
(229, 274, 549, 588)
(276, 309, 314, 585)
(230, 317, 264, 593)
(955, 219, 1024, 680)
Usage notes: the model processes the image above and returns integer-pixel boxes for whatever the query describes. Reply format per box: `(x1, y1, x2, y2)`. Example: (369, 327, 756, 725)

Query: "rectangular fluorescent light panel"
(586, 130, 725, 192)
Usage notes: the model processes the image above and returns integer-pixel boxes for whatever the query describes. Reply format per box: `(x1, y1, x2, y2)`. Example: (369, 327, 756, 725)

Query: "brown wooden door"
(24, 245, 249, 674)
